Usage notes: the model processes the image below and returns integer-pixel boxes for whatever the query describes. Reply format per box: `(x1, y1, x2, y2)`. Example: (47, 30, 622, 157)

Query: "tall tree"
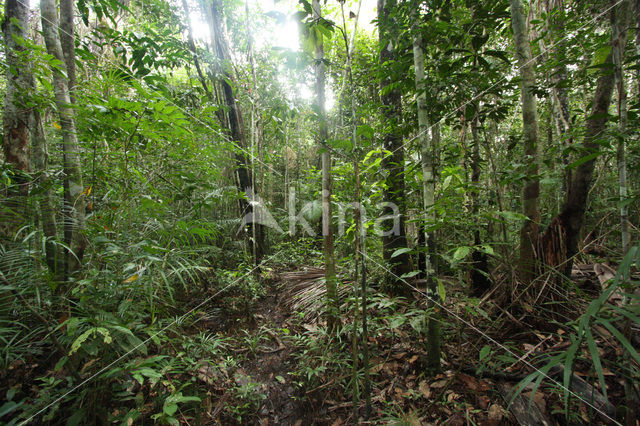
(410, 3, 440, 373)
(544, 0, 573, 193)
(41, 0, 86, 278)
(312, 0, 339, 331)
(540, 0, 622, 278)
(611, 2, 635, 423)
(510, 0, 541, 286)
(612, 0, 632, 257)
(206, 0, 265, 266)
(378, 0, 411, 294)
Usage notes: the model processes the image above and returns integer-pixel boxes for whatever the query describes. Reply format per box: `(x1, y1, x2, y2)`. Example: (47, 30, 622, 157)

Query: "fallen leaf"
(123, 274, 138, 284)
(458, 373, 479, 391)
(431, 379, 448, 389)
(302, 324, 317, 333)
(487, 404, 504, 421)
(477, 395, 490, 409)
(418, 380, 431, 399)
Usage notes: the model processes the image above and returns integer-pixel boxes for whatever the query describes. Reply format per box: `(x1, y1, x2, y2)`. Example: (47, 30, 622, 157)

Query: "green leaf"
(479, 345, 491, 361)
(590, 45, 612, 68)
(0, 401, 20, 418)
(391, 247, 411, 258)
(163, 401, 178, 416)
(437, 279, 446, 302)
(389, 315, 406, 329)
(357, 124, 374, 140)
(596, 318, 640, 365)
(563, 338, 580, 411)
(567, 152, 601, 170)
(401, 270, 420, 279)
(584, 327, 607, 400)
(453, 246, 470, 261)
(479, 245, 494, 256)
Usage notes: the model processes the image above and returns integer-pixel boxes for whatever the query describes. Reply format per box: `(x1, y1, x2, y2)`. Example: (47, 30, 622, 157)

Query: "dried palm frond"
(279, 267, 352, 321)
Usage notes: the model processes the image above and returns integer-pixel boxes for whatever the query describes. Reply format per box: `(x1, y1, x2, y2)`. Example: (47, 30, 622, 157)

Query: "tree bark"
(41, 0, 87, 279)
(411, 4, 440, 374)
(510, 0, 541, 286)
(313, 0, 339, 331)
(2, 0, 31, 206)
(378, 0, 411, 295)
(60, 0, 76, 104)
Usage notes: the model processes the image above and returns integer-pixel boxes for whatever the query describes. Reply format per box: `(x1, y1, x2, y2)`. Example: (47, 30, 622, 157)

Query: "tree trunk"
(313, 0, 339, 331)
(636, 0, 640, 101)
(182, 0, 212, 98)
(208, 0, 264, 266)
(613, 1, 631, 257)
(41, 0, 86, 278)
(378, 0, 411, 295)
(31, 107, 60, 276)
(510, 0, 541, 286)
(411, 4, 440, 373)
(2, 0, 31, 212)
(540, 1, 621, 279)
(470, 116, 490, 296)
(60, 0, 76, 104)
(544, 0, 573, 193)
(612, 3, 636, 423)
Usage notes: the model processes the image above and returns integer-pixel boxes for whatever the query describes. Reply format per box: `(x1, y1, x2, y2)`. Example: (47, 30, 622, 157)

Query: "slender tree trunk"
(545, 0, 573, 193)
(411, 5, 440, 374)
(482, 122, 509, 248)
(378, 0, 411, 295)
(470, 116, 490, 295)
(31, 108, 60, 276)
(313, 0, 339, 331)
(337, 0, 362, 120)
(60, 0, 76, 103)
(540, 1, 621, 278)
(510, 0, 541, 286)
(41, 0, 86, 278)
(636, 0, 640, 101)
(182, 0, 212, 98)
(208, 0, 264, 266)
(2, 0, 31, 211)
(612, 3, 636, 423)
(613, 1, 631, 257)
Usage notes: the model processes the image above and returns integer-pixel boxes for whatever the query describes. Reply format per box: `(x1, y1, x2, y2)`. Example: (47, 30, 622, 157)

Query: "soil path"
(237, 283, 307, 425)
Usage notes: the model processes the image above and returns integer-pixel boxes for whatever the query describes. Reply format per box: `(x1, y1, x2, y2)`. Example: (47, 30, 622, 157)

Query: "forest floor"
(198, 269, 522, 425)
(194, 263, 633, 425)
(2, 263, 631, 424)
